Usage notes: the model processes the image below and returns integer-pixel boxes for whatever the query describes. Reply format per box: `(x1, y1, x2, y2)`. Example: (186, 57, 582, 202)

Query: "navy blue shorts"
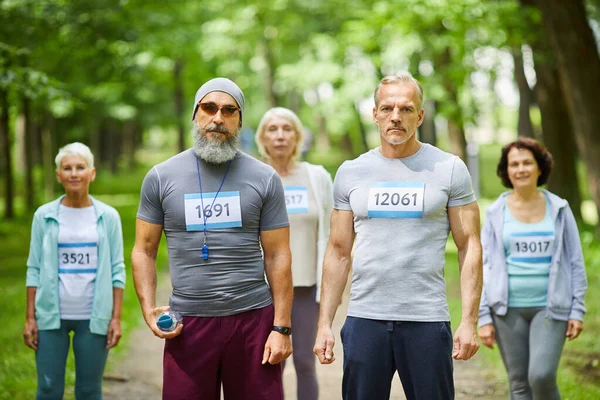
(341, 316, 454, 400)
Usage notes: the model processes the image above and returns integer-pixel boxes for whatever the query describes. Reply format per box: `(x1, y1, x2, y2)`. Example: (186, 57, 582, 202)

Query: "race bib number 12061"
(367, 182, 425, 218)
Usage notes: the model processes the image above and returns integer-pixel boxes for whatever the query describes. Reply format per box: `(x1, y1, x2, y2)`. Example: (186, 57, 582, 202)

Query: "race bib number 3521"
(58, 242, 98, 274)
(367, 182, 425, 218)
(184, 191, 242, 230)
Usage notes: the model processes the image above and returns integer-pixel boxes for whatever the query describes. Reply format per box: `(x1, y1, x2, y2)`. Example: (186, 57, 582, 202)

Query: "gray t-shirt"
(137, 149, 289, 316)
(333, 144, 476, 321)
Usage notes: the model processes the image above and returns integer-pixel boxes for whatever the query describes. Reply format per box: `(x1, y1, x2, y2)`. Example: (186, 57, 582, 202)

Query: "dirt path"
(103, 275, 506, 399)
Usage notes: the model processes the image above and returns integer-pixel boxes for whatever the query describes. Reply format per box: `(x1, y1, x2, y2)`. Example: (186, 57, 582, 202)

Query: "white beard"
(192, 124, 240, 164)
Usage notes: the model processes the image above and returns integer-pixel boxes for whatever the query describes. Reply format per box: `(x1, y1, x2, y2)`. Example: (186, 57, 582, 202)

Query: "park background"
(0, 0, 599, 398)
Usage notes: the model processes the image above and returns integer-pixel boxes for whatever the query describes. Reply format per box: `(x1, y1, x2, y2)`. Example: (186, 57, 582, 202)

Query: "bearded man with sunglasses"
(132, 78, 293, 400)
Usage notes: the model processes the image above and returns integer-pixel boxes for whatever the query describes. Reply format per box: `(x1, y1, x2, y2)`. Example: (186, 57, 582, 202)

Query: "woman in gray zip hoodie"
(478, 138, 587, 400)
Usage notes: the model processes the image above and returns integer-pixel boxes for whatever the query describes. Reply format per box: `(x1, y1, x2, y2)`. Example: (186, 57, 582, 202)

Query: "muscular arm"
(262, 226, 293, 327)
(449, 201, 483, 360)
(261, 226, 293, 364)
(131, 218, 180, 338)
(314, 209, 355, 364)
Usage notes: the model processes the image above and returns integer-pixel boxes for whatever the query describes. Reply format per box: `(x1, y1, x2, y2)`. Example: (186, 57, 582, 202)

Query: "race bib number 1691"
(367, 182, 425, 218)
(184, 191, 242, 230)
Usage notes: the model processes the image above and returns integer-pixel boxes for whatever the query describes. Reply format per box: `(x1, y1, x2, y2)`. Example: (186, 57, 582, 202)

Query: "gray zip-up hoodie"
(478, 190, 587, 327)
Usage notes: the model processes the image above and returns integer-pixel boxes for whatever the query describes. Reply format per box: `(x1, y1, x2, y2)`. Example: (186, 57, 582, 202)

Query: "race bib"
(184, 191, 242, 230)
(284, 186, 309, 214)
(509, 232, 554, 263)
(367, 182, 425, 218)
(58, 242, 98, 274)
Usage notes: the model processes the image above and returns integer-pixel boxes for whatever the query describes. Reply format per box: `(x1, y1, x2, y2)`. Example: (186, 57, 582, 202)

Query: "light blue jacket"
(26, 195, 126, 335)
(479, 190, 587, 327)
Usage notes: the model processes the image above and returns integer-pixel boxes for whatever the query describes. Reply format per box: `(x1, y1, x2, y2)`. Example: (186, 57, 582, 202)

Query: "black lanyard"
(195, 156, 233, 260)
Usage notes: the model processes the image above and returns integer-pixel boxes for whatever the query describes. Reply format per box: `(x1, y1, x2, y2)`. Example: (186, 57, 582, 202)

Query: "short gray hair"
(55, 142, 94, 170)
(374, 73, 424, 110)
(255, 107, 305, 160)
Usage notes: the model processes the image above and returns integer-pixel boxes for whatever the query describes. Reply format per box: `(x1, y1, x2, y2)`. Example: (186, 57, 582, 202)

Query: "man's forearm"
(265, 251, 293, 327)
(458, 239, 483, 325)
(131, 249, 158, 315)
(318, 250, 351, 328)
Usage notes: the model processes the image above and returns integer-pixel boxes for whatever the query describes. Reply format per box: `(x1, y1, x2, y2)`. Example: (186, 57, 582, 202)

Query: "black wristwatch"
(272, 325, 292, 335)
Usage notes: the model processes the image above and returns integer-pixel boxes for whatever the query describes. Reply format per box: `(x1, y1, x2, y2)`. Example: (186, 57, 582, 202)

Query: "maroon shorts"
(162, 304, 283, 400)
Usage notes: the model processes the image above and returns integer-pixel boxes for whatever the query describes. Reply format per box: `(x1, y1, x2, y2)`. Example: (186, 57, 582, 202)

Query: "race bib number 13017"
(367, 182, 425, 218)
(509, 231, 554, 263)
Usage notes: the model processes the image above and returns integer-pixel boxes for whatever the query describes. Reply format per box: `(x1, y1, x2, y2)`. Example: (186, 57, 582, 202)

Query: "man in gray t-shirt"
(132, 78, 293, 400)
(313, 74, 483, 400)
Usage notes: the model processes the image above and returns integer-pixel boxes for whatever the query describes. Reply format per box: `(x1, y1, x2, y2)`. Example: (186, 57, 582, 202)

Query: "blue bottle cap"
(157, 314, 173, 330)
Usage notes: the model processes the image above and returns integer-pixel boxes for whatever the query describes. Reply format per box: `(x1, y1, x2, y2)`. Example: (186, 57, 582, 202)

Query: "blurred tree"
(518, 0, 582, 221)
(512, 47, 535, 139)
(537, 0, 600, 226)
(0, 66, 13, 218)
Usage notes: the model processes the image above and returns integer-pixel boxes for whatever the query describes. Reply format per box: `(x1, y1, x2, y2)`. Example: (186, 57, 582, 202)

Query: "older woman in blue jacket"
(23, 142, 126, 400)
(478, 137, 587, 400)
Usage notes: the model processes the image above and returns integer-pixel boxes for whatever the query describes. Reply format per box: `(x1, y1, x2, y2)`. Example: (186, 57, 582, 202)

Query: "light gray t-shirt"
(334, 144, 476, 321)
(137, 149, 289, 316)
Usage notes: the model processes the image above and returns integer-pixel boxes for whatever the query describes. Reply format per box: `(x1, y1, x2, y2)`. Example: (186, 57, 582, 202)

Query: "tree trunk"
(108, 119, 120, 174)
(0, 86, 14, 219)
(538, 0, 600, 228)
(263, 39, 280, 108)
(353, 101, 369, 152)
(41, 112, 55, 202)
(419, 100, 437, 146)
(91, 117, 102, 167)
(535, 65, 582, 220)
(440, 47, 467, 161)
(447, 120, 467, 162)
(22, 95, 35, 211)
(173, 59, 186, 153)
(519, 0, 582, 221)
(122, 120, 136, 169)
(512, 48, 536, 138)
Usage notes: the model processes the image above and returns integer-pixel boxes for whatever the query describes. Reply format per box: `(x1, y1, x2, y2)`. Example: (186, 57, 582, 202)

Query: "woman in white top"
(256, 107, 333, 400)
(23, 142, 126, 399)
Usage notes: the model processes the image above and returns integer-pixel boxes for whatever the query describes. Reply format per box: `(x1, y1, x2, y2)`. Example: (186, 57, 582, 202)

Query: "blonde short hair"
(55, 142, 94, 170)
(255, 107, 305, 160)
(374, 73, 424, 110)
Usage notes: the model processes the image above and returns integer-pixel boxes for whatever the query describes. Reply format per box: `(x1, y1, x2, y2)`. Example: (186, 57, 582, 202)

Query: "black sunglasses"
(198, 102, 240, 117)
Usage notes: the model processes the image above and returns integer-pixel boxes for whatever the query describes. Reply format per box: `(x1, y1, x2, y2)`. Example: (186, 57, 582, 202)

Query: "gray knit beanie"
(191, 77, 245, 122)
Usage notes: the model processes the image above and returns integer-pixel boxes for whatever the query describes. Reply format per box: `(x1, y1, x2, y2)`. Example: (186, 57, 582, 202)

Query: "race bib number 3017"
(367, 182, 425, 218)
(184, 191, 242, 230)
(509, 231, 554, 263)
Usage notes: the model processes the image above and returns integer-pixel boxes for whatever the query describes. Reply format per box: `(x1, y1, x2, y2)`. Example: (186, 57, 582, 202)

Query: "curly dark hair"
(496, 137, 554, 188)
